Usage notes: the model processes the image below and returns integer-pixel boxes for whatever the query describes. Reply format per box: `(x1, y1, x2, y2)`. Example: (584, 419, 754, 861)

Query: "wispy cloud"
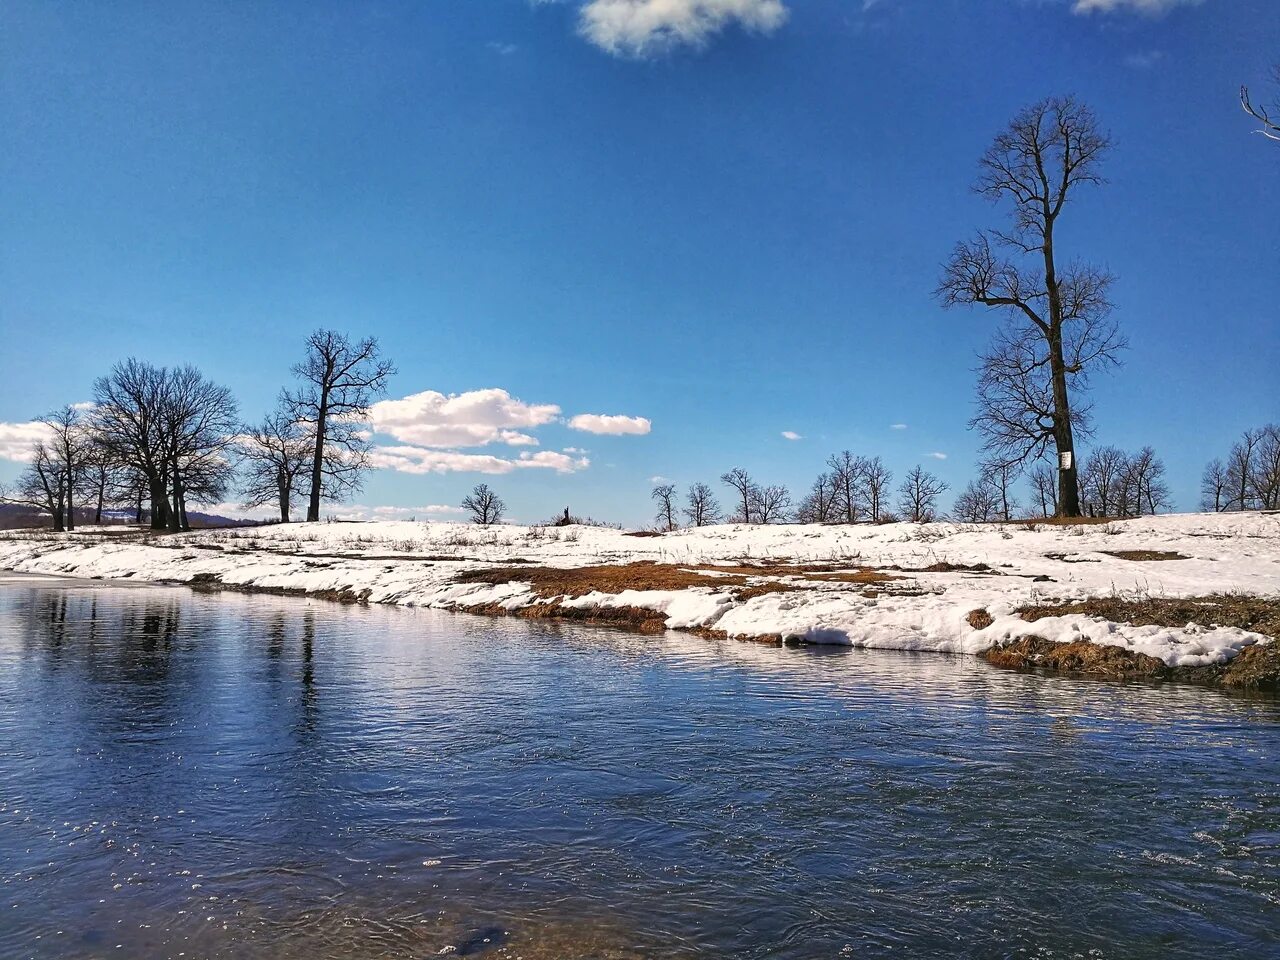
(649, 475, 671, 484)
(568, 413, 652, 436)
(487, 41, 518, 55)
(1123, 49, 1166, 68)
(780, 430, 802, 441)
(926, 451, 948, 460)
(578, 0, 788, 58)
(890, 423, 908, 431)
(1072, 0, 1202, 14)
(369, 446, 590, 476)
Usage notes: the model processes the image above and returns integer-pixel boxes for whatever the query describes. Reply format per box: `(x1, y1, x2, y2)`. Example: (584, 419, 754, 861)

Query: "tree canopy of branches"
(897, 465, 948, 523)
(651, 483, 678, 531)
(751, 484, 792, 524)
(90, 360, 237, 531)
(1204, 424, 1280, 512)
(683, 482, 721, 527)
(462, 483, 505, 525)
(938, 96, 1124, 517)
(721, 467, 756, 523)
(286, 330, 395, 522)
(796, 472, 839, 524)
(1241, 65, 1280, 142)
(238, 407, 312, 522)
(1079, 445, 1172, 518)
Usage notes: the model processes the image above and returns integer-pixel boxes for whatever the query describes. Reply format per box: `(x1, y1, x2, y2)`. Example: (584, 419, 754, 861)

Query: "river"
(1, 581, 1277, 958)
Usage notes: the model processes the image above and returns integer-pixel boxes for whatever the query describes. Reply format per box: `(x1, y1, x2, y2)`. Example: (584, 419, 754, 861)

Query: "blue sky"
(1, 0, 1276, 525)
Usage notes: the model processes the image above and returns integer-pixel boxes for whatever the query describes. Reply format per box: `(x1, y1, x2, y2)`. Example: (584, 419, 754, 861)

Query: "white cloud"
(369, 388, 560, 448)
(1072, 0, 1200, 14)
(0, 420, 52, 462)
(369, 446, 590, 476)
(649, 475, 671, 484)
(568, 413, 652, 436)
(926, 451, 948, 460)
(890, 423, 908, 431)
(578, 0, 788, 58)
(780, 430, 802, 441)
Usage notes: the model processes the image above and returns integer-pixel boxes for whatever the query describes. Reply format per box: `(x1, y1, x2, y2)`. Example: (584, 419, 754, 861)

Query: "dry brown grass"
(1017, 594, 1280, 640)
(967, 609, 995, 630)
(1101, 550, 1190, 562)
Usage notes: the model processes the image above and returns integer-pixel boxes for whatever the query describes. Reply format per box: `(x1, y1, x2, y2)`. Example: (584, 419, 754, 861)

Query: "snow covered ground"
(1, 512, 1277, 668)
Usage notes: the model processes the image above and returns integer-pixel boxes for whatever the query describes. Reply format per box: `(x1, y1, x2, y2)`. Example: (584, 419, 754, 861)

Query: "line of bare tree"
(1201, 425, 1280, 513)
(2, 330, 393, 531)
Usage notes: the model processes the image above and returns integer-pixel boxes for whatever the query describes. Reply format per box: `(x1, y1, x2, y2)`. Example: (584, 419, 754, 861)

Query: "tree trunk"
(1042, 220, 1082, 518)
(149, 475, 169, 530)
(307, 383, 330, 522)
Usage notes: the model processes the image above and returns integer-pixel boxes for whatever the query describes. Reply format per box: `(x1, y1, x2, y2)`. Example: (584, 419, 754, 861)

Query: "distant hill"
(0, 503, 264, 532)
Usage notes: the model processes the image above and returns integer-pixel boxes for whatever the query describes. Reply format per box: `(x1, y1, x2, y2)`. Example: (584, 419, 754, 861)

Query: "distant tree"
(1, 442, 69, 531)
(286, 330, 395, 522)
(40, 406, 91, 531)
(160, 366, 238, 531)
(953, 478, 1001, 523)
(1241, 65, 1280, 142)
(979, 458, 1019, 522)
(1250, 425, 1280, 510)
(1224, 427, 1267, 512)
(898, 465, 948, 523)
(1079, 446, 1128, 517)
(938, 96, 1123, 517)
(751, 484, 792, 524)
(796, 472, 839, 524)
(826, 451, 865, 523)
(651, 483, 679, 532)
(721, 467, 757, 524)
(239, 407, 313, 522)
(1200, 458, 1230, 513)
(683, 482, 721, 527)
(1027, 461, 1059, 518)
(462, 483, 505, 526)
(1118, 446, 1172, 517)
(91, 360, 173, 530)
(860, 456, 893, 523)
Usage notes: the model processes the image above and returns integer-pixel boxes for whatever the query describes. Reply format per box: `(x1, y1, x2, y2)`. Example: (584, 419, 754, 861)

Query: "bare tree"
(286, 330, 395, 522)
(683, 482, 721, 527)
(1241, 64, 1280, 142)
(826, 451, 865, 523)
(91, 360, 173, 530)
(1225, 427, 1266, 511)
(161, 366, 238, 531)
(979, 458, 1020, 521)
(1027, 461, 1058, 518)
(721, 467, 757, 524)
(795, 472, 839, 524)
(860, 456, 893, 523)
(39, 406, 92, 531)
(898, 465, 948, 523)
(462, 483, 505, 526)
(239, 407, 312, 522)
(751, 484, 792, 524)
(1, 442, 69, 531)
(1080, 445, 1128, 517)
(651, 483, 679, 532)
(938, 97, 1124, 517)
(953, 478, 1001, 523)
(1200, 458, 1229, 513)
(1119, 447, 1172, 517)
(1251, 425, 1280, 510)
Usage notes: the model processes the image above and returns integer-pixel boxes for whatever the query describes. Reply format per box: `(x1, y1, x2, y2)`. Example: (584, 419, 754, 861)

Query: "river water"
(0, 582, 1277, 959)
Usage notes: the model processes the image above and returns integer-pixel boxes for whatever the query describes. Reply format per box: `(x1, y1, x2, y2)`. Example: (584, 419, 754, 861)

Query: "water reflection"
(0, 584, 1277, 959)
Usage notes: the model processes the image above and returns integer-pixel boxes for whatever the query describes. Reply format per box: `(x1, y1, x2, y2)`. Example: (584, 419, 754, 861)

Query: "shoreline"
(2, 512, 1278, 691)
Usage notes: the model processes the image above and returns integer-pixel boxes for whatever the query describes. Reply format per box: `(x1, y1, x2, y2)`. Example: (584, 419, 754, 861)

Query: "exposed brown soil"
(1017, 594, 1280, 640)
(1101, 550, 1190, 562)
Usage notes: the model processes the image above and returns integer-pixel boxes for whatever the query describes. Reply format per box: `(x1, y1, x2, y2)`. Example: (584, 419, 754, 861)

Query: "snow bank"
(1, 512, 1277, 668)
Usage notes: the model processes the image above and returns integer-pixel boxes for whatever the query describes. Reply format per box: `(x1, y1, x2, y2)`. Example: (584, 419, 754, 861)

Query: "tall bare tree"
(462, 483, 505, 526)
(796, 472, 839, 524)
(721, 467, 757, 524)
(1027, 461, 1058, 518)
(239, 407, 312, 522)
(953, 478, 1001, 523)
(651, 483, 679, 532)
(938, 97, 1124, 516)
(897, 465, 948, 523)
(1241, 65, 1280, 142)
(161, 366, 238, 531)
(40, 406, 91, 531)
(860, 456, 893, 523)
(979, 458, 1019, 522)
(683, 482, 721, 527)
(2, 442, 68, 531)
(286, 330, 395, 522)
(751, 484, 792, 524)
(91, 360, 173, 530)
(1080, 445, 1127, 517)
(826, 451, 865, 524)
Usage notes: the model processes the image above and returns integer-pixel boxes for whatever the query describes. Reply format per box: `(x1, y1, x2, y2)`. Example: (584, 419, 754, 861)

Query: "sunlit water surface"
(0, 583, 1277, 959)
